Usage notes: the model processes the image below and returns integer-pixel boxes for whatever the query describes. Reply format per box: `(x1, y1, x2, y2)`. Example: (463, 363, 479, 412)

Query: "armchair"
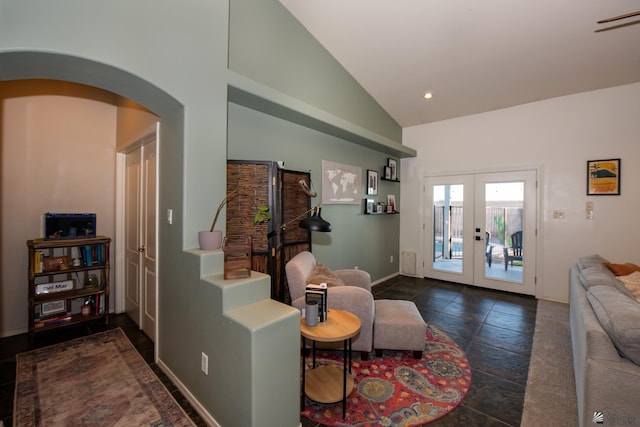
(285, 251, 374, 359)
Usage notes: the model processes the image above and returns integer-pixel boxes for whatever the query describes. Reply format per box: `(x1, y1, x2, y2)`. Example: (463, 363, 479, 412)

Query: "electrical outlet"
(201, 352, 208, 375)
(390, 255, 393, 263)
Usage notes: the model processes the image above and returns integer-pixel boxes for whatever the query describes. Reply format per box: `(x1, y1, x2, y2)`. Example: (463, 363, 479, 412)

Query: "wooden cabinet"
(27, 236, 110, 336)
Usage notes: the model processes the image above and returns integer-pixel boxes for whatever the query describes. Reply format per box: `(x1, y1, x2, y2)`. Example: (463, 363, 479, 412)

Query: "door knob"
(138, 246, 145, 253)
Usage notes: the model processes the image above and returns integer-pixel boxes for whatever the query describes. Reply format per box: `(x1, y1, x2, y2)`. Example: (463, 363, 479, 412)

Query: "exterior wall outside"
(401, 82, 640, 303)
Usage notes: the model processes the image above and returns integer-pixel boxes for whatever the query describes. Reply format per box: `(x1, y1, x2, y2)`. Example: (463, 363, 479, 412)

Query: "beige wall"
(116, 98, 158, 150)
(0, 80, 118, 335)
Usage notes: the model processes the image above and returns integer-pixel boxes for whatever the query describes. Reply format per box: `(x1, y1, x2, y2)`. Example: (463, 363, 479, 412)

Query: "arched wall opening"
(0, 51, 185, 335)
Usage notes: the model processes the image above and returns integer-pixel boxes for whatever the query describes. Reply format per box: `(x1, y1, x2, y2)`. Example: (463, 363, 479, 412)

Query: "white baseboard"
(371, 271, 400, 286)
(157, 358, 220, 427)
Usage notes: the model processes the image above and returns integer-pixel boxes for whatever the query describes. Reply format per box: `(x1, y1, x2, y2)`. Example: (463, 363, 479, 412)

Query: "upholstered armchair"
(285, 251, 374, 359)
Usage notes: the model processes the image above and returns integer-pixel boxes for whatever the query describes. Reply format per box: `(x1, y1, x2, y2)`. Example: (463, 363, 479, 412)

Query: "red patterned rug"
(302, 325, 471, 427)
(14, 328, 195, 426)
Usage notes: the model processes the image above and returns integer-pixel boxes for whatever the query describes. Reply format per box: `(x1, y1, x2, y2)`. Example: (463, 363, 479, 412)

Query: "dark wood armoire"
(226, 160, 312, 302)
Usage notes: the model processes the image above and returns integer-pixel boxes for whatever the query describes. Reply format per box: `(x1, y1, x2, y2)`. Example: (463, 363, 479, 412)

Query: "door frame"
(419, 166, 543, 298)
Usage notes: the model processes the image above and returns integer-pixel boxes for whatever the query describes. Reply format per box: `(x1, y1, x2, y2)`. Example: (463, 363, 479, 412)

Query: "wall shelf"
(364, 211, 399, 215)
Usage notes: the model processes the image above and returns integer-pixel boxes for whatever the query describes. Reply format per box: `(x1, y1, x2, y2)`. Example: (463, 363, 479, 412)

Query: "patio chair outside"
(504, 230, 523, 271)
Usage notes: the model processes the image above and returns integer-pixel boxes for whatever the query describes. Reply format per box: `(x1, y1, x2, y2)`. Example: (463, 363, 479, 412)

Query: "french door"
(424, 170, 537, 295)
(124, 128, 158, 341)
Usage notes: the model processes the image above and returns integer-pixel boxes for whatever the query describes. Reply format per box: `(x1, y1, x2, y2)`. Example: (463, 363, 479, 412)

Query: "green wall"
(229, 0, 403, 144)
(228, 102, 400, 280)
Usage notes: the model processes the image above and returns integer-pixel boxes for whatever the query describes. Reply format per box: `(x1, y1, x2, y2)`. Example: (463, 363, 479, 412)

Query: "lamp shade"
(299, 207, 331, 232)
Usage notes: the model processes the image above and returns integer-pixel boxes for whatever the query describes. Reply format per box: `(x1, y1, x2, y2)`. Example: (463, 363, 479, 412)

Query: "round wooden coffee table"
(300, 309, 361, 419)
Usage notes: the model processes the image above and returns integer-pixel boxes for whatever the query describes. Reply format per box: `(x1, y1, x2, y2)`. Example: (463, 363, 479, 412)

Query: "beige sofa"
(570, 255, 640, 426)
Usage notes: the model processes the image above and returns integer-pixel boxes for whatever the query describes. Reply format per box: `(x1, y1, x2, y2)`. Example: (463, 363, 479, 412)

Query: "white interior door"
(141, 138, 157, 339)
(124, 147, 141, 325)
(424, 170, 537, 295)
(124, 128, 158, 341)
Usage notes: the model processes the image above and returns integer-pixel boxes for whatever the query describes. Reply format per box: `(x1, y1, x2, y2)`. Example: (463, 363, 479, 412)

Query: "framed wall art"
(587, 158, 620, 195)
(321, 160, 361, 204)
(367, 169, 378, 195)
(387, 194, 396, 212)
(384, 166, 392, 180)
(365, 199, 375, 214)
(388, 158, 398, 181)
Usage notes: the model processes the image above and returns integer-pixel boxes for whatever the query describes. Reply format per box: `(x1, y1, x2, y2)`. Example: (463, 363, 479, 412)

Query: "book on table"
(305, 283, 328, 322)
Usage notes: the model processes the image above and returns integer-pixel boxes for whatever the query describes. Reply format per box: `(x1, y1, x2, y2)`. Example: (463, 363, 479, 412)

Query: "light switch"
(553, 210, 565, 219)
(586, 201, 594, 220)
(167, 209, 173, 225)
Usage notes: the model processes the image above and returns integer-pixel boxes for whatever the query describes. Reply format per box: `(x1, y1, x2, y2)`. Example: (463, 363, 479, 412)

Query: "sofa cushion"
(578, 254, 608, 270)
(616, 271, 640, 303)
(604, 262, 640, 276)
(306, 263, 345, 288)
(587, 285, 640, 365)
(578, 266, 617, 290)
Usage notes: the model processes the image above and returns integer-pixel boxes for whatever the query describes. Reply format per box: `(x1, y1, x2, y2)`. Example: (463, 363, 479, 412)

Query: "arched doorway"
(0, 51, 184, 340)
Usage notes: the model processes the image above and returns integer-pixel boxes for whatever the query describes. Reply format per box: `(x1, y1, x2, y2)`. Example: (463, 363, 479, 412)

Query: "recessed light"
(423, 91, 433, 100)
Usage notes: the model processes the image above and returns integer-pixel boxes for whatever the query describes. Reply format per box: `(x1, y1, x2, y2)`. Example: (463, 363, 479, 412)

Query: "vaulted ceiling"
(280, 0, 640, 127)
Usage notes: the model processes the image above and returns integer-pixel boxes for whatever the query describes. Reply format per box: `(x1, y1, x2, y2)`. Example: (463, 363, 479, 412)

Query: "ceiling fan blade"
(597, 10, 640, 24)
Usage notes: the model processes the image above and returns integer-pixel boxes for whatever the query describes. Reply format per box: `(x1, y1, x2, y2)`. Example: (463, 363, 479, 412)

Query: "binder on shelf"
(305, 283, 328, 322)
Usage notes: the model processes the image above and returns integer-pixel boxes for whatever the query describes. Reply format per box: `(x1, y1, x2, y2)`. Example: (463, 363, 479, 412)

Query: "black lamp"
(299, 206, 331, 232)
(271, 205, 331, 301)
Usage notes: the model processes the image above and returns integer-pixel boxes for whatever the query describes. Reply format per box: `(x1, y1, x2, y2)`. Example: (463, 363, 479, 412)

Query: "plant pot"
(198, 230, 223, 250)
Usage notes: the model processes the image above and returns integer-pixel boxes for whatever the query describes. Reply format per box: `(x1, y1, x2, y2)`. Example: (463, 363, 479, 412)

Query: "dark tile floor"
(301, 275, 537, 427)
(1, 276, 536, 427)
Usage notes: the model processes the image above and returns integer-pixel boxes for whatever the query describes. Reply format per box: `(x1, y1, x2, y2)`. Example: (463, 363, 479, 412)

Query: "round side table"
(300, 309, 361, 419)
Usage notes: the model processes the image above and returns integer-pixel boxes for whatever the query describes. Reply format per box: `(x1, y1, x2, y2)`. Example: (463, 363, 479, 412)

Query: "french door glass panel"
(426, 171, 536, 295)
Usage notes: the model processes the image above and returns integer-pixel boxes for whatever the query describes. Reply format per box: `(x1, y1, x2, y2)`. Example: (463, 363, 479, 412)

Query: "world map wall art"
(322, 160, 362, 204)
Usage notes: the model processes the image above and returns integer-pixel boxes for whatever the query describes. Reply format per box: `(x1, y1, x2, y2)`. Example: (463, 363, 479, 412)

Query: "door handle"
(138, 246, 145, 253)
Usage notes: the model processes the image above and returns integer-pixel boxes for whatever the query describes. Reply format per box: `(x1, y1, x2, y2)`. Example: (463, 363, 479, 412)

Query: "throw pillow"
(604, 262, 640, 276)
(617, 271, 640, 303)
(307, 263, 345, 288)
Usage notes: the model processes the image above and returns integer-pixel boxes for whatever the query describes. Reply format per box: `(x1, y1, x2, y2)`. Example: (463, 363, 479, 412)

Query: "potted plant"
(198, 189, 271, 250)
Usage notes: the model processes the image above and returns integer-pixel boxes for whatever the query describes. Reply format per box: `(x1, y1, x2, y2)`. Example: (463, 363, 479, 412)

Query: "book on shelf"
(84, 245, 93, 266)
(96, 244, 103, 264)
(34, 313, 72, 328)
(33, 251, 44, 273)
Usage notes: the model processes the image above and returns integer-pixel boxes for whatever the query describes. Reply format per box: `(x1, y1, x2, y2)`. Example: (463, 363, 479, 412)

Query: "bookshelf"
(26, 236, 110, 337)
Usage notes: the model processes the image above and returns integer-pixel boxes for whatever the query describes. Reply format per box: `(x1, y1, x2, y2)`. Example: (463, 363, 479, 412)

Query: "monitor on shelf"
(44, 213, 96, 240)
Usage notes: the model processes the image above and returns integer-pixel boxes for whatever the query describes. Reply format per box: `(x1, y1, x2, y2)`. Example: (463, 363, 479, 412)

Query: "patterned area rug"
(302, 325, 471, 427)
(14, 328, 195, 426)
